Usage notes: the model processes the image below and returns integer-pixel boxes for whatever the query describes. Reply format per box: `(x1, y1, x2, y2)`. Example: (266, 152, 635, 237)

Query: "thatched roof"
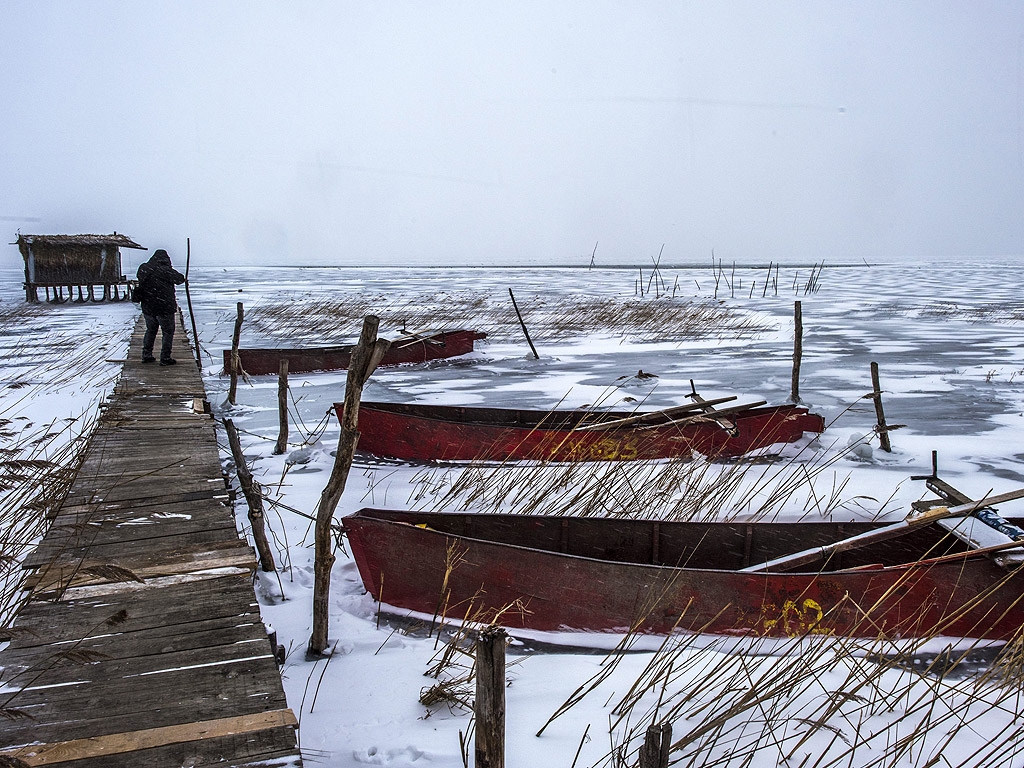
(14, 233, 146, 249)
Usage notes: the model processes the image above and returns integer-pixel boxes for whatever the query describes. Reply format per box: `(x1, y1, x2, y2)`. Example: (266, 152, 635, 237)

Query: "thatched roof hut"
(14, 233, 146, 302)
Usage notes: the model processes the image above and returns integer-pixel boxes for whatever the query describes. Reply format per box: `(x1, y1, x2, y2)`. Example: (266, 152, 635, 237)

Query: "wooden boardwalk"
(0, 316, 301, 767)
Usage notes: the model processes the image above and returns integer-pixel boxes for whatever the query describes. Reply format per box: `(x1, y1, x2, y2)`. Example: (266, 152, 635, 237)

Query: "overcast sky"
(2, 2, 1023, 267)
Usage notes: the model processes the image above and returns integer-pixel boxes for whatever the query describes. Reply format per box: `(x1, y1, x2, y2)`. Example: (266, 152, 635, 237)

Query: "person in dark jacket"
(136, 249, 185, 365)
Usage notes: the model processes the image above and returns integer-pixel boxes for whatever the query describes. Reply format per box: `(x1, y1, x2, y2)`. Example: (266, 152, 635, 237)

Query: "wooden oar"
(686, 380, 740, 436)
(638, 401, 767, 430)
(911, 475, 1024, 568)
(740, 487, 1024, 574)
(391, 328, 446, 347)
(572, 396, 738, 432)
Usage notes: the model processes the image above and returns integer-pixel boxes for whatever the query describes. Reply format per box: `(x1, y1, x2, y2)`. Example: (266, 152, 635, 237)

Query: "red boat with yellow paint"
(341, 398, 825, 462)
(223, 328, 485, 376)
(342, 508, 1024, 639)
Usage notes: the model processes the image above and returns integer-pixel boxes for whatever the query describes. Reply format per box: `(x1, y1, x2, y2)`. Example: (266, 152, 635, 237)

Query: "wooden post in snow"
(307, 315, 390, 657)
(224, 418, 275, 572)
(273, 359, 289, 455)
(639, 722, 672, 768)
(508, 289, 539, 360)
(228, 302, 244, 405)
(475, 626, 507, 768)
(790, 301, 803, 403)
(870, 361, 892, 452)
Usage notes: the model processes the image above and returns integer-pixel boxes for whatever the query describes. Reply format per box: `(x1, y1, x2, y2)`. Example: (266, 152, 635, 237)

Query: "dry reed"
(406, 431, 873, 524)
(540, 590, 1024, 768)
(238, 291, 773, 345)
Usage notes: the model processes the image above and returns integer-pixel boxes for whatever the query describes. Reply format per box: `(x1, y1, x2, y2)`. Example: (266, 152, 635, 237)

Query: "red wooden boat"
(223, 329, 486, 375)
(340, 399, 826, 462)
(343, 508, 1024, 639)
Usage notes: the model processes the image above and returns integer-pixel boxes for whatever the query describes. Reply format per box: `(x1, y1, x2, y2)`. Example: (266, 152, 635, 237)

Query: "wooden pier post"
(308, 315, 390, 657)
(228, 302, 244, 405)
(790, 301, 802, 403)
(508, 289, 539, 360)
(273, 359, 289, 455)
(475, 626, 507, 768)
(639, 723, 672, 768)
(870, 361, 892, 452)
(224, 418, 276, 572)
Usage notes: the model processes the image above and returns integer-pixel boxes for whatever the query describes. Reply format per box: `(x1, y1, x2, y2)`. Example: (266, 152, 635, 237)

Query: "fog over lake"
(2, 2, 1023, 266)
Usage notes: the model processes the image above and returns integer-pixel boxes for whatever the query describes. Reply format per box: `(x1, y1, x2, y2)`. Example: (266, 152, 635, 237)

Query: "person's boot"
(142, 355, 156, 363)
(160, 358, 177, 366)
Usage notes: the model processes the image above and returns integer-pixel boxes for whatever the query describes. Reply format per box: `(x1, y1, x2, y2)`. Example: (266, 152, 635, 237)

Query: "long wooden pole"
(224, 418, 275, 572)
(790, 301, 802, 403)
(183, 238, 202, 370)
(273, 359, 289, 455)
(508, 289, 539, 360)
(228, 302, 243, 405)
(741, 486, 1024, 573)
(572, 396, 739, 432)
(308, 316, 388, 657)
(870, 361, 891, 452)
(475, 626, 506, 768)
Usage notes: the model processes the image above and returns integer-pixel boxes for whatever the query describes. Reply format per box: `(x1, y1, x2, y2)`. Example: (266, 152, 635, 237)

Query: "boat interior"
(357, 401, 783, 430)
(350, 508, 991, 572)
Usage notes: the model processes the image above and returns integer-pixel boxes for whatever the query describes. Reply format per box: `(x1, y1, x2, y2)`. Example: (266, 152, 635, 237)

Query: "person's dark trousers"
(142, 312, 176, 362)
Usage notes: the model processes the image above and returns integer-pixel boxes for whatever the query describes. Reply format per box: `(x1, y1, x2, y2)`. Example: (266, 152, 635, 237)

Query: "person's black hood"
(149, 249, 172, 266)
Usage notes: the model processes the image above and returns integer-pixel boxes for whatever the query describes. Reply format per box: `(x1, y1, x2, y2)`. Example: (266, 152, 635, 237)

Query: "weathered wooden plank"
(31, 727, 302, 768)
(10, 571, 261, 645)
(26, 548, 256, 593)
(62, 478, 230, 504)
(35, 513, 238, 548)
(1, 615, 269, 670)
(74, 444, 221, 462)
(8, 598, 263, 652)
(25, 525, 243, 568)
(48, 497, 232, 527)
(2, 631, 277, 688)
(0, 670, 290, 746)
(55, 488, 230, 515)
(62, 484, 228, 509)
(22, 529, 249, 570)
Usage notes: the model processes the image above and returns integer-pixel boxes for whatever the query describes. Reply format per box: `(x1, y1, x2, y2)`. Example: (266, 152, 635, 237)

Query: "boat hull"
(223, 329, 486, 375)
(343, 509, 1024, 639)
(345, 402, 825, 461)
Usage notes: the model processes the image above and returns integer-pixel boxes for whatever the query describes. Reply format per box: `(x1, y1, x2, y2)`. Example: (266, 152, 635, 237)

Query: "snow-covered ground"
(2, 261, 1024, 767)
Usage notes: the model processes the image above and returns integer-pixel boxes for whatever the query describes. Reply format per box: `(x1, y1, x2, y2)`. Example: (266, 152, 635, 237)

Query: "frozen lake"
(2, 259, 1023, 767)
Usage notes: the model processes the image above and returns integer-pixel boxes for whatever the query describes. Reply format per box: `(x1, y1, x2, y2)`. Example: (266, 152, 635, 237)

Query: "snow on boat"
(222, 328, 486, 375)
(338, 396, 826, 462)
(342, 508, 1024, 639)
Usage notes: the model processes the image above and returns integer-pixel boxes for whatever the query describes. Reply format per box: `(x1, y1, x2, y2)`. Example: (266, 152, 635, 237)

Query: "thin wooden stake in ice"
(870, 361, 892, 452)
(273, 358, 289, 455)
(224, 418, 275, 572)
(307, 315, 389, 658)
(183, 237, 202, 370)
(508, 288, 539, 360)
(790, 301, 802, 403)
(475, 626, 506, 768)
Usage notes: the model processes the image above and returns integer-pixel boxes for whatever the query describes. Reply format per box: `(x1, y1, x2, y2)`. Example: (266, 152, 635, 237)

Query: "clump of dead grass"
(239, 290, 773, 345)
(879, 301, 1024, 324)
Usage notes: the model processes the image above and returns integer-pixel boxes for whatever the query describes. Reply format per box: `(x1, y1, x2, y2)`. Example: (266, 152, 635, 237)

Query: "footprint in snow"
(352, 745, 426, 765)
